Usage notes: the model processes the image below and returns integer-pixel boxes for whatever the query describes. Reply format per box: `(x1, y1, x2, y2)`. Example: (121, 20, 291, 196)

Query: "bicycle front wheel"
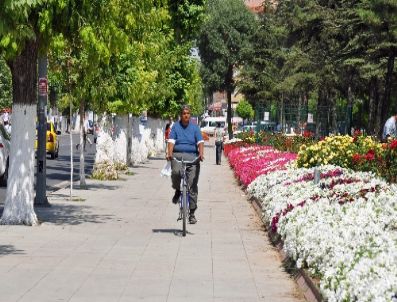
(182, 186, 188, 237)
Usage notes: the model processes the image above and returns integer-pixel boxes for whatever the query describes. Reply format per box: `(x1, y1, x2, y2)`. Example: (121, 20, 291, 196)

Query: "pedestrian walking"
(214, 122, 224, 165)
(76, 118, 93, 151)
(164, 123, 171, 156)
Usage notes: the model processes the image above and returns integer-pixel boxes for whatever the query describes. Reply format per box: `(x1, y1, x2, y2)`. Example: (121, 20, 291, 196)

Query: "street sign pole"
(35, 56, 50, 207)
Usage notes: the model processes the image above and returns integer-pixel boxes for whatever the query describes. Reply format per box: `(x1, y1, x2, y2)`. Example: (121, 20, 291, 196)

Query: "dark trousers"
(171, 152, 200, 211)
(215, 141, 223, 165)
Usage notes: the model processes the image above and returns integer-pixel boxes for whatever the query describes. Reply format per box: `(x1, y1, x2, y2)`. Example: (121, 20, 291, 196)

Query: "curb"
(248, 195, 323, 302)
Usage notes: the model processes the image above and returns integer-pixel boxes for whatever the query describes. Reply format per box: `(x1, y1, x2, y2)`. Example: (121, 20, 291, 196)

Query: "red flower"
(365, 149, 375, 161)
(354, 129, 362, 137)
(389, 140, 397, 150)
(352, 154, 361, 163)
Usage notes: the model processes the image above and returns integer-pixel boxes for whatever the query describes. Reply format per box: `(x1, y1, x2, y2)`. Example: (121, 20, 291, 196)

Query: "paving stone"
(0, 141, 305, 301)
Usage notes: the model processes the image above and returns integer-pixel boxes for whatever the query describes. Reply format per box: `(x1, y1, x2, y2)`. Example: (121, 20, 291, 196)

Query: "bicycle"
(173, 156, 199, 236)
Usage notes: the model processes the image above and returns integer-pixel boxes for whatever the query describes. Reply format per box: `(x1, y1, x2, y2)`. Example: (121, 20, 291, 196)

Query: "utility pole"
(35, 56, 50, 207)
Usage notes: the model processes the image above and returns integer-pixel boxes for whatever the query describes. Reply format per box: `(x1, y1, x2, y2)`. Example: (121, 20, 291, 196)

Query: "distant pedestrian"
(214, 122, 224, 165)
(76, 118, 92, 151)
(164, 123, 171, 156)
(165, 123, 171, 141)
(382, 114, 397, 141)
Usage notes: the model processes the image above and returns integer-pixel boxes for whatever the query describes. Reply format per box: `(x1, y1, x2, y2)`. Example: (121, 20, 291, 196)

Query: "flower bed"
(297, 134, 397, 183)
(236, 131, 316, 153)
(226, 144, 296, 186)
(225, 137, 397, 301)
(247, 164, 397, 302)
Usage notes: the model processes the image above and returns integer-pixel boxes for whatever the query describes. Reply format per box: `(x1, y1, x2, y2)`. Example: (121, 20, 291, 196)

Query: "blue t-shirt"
(169, 121, 203, 154)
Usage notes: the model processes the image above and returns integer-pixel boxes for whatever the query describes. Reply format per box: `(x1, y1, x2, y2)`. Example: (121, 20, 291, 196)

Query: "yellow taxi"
(35, 121, 60, 159)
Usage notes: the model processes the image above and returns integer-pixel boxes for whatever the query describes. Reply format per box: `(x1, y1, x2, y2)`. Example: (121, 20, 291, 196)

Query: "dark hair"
(216, 122, 221, 127)
(165, 123, 170, 130)
(180, 104, 191, 114)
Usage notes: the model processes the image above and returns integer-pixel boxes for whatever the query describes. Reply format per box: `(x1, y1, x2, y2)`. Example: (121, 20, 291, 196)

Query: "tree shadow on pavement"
(132, 165, 158, 170)
(36, 204, 114, 226)
(0, 245, 25, 256)
(152, 228, 194, 237)
(148, 156, 166, 161)
(76, 183, 120, 191)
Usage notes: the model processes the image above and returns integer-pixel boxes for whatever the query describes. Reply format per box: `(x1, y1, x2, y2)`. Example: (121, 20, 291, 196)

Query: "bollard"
(314, 167, 320, 184)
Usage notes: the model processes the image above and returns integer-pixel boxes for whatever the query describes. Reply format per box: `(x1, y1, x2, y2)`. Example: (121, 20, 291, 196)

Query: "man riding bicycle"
(166, 105, 204, 224)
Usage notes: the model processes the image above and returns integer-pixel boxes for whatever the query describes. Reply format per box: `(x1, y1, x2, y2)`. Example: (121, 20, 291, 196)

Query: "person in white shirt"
(382, 114, 397, 141)
(76, 119, 92, 151)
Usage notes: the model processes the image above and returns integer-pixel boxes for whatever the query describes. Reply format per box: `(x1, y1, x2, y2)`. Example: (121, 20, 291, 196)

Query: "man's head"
(180, 105, 191, 125)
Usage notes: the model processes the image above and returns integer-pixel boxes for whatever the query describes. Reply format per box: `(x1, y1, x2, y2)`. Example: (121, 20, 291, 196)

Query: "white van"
(200, 116, 226, 135)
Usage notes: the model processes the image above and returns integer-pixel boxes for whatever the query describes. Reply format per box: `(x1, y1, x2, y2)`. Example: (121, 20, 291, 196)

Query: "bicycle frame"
(173, 156, 199, 236)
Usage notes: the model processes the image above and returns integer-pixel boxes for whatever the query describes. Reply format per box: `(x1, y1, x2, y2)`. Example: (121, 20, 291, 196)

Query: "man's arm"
(198, 142, 204, 161)
(167, 141, 174, 161)
(195, 126, 204, 161)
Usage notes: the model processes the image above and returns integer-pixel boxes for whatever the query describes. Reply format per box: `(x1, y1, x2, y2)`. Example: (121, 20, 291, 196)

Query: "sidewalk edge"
(248, 193, 323, 302)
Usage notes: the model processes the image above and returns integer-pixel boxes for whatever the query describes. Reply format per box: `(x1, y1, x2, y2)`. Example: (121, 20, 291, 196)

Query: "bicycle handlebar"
(172, 157, 200, 165)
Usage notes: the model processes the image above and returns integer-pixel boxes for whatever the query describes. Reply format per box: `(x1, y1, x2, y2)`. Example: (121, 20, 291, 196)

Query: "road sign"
(38, 78, 48, 96)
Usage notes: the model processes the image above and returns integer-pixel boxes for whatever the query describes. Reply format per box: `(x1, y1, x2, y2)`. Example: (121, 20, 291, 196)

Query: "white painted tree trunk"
(126, 114, 132, 165)
(129, 116, 166, 165)
(95, 114, 114, 164)
(113, 115, 128, 165)
(79, 107, 86, 188)
(0, 104, 38, 225)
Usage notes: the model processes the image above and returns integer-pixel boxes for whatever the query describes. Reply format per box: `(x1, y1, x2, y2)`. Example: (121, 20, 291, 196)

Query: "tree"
(236, 99, 254, 122)
(0, 0, 129, 224)
(0, 1, 51, 225)
(0, 57, 11, 110)
(198, 0, 257, 139)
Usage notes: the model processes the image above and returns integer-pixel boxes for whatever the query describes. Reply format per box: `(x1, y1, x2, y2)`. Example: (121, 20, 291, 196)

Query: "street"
(0, 133, 96, 202)
(46, 133, 96, 191)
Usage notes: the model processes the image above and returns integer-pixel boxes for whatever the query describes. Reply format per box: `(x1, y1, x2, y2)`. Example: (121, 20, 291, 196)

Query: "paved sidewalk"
(0, 144, 305, 302)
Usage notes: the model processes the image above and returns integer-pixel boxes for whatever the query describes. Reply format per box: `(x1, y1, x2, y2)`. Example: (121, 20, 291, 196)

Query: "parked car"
(35, 121, 61, 159)
(200, 116, 226, 135)
(0, 123, 10, 186)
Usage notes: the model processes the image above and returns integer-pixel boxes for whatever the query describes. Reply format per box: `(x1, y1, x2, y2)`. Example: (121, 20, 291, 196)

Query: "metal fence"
(254, 103, 352, 137)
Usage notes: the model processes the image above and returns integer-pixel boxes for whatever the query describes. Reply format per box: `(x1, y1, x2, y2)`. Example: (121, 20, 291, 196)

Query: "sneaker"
(189, 213, 197, 224)
(172, 190, 181, 204)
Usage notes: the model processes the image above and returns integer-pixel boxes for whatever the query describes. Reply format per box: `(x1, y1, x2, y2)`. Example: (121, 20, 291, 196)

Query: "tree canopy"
(239, 0, 397, 137)
(198, 0, 257, 137)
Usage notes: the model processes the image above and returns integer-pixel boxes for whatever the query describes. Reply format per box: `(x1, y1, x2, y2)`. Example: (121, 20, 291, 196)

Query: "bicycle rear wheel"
(182, 186, 188, 236)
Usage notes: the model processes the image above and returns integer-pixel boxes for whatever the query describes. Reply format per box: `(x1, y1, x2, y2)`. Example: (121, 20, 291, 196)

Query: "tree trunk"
(297, 93, 302, 134)
(226, 65, 233, 139)
(330, 91, 337, 134)
(1, 39, 39, 225)
(375, 83, 384, 139)
(347, 85, 353, 135)
(114, 115, 128, 166)
(380, 54, 395, 136)
(95, 113, 114, 164)
(127, 114, 132, 165)
(315, 88, 325, 138)
(368, 77, 377, 135)
(79, 100, 86, 188)
(280, 93, 285, 132)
